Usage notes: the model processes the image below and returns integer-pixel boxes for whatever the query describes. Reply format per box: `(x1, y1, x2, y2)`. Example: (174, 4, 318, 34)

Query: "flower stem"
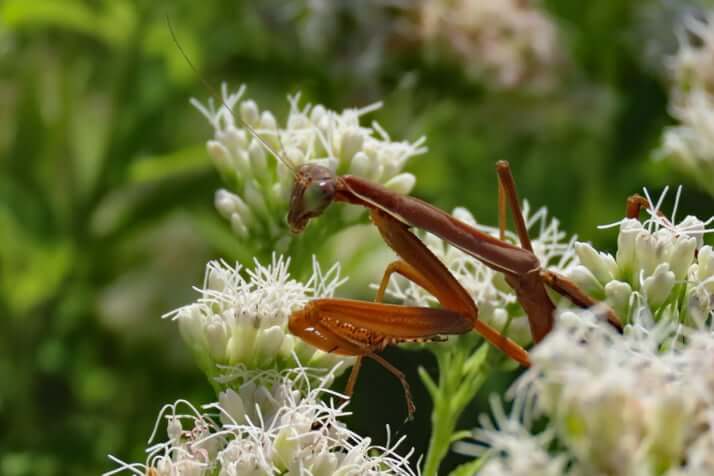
(421, 337, 490, 476)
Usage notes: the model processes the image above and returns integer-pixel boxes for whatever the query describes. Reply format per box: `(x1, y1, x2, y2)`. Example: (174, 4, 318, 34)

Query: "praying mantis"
(285, 159, 625, 418)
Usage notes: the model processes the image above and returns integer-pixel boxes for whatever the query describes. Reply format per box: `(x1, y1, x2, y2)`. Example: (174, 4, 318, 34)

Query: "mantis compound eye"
(288, 164, 337, 234)
(304, 179, 336, 211)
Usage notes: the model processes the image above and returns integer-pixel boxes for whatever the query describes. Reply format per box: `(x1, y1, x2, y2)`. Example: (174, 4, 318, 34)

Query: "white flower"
(417, 0, 565, 92)
(277, 0, 403, 81)
(385, 202, 577, 346)
(570, 186, 714, 326)
(164, 254, 353, 379)
(105, 365, 418, 476)
(657, 10, 714, 194)
(668, 10, 714, 96)
(510, 315, 714, 476)
(658, 89, 714, 189)
(193, 84, 424, 246)
(454, 395, 570, 476)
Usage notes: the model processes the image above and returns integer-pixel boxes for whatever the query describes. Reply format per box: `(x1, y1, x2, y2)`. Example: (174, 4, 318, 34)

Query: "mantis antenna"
(166, 16, 298, 175)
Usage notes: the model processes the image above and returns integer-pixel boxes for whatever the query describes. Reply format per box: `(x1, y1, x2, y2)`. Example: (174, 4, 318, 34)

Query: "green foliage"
(0, 0, 709, 474)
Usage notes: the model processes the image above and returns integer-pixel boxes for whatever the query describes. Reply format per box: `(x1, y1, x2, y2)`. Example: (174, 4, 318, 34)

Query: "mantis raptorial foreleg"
(370, 209, 530, 365)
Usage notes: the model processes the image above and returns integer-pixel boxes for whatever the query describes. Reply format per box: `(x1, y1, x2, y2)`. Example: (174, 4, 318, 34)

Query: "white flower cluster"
(668, 10, 714, 95)
(417, 0, 565, 91)
(455, 397, 567, 476)
(660, 89, 714, 187)
(285, 0, 402, 81)
(165, 254, 353, 380)
(263, 1, 565, 93)
(458, 315, 714, 476)
(658, 10, 714, 193)
(569, 187, 714, 327)
(385, 203, 577, 345)
(105, 366, 417, 476)
(457, 189, 714, 476)
(528, 315, 714, 476)
(193, 85, 424, 248)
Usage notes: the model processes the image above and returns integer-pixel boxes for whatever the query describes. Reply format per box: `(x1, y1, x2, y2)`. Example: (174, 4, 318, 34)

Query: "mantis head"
(288, 164, 338, 233)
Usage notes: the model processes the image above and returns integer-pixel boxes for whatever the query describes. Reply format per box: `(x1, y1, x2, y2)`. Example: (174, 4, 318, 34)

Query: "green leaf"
(450, 430, 473, 444)
(463, 342, 490, 375)
(447, 456, 486, 476)
(1, 0, 136, 47)
(0, 208, 73, 315)
(1, 0, 96, 33)
(128, 146, 209, 184)
(418, 365, 439, 399)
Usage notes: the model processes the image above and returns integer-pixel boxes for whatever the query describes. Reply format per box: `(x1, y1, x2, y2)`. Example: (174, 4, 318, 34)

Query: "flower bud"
(452, 207, 477, 225)
(222, 127, 248, 152)
(383, 173, 416, 195)
(167, 416, 183, 442)
(205, 315, 230, 363)
(273, 427, 301, 471)
(254, 325, 285, 367)
(348, 151, 371, 177)
(207, 140, 232, 175)
(615, 219, 642, 279)
(634, 231, 658, 282)
(575, 243, 616, 285)
(568, 265, 604, 298)
(215, 189, 252, 224)
(288, 112, 309, 130)
(177, 306, 207, 353)
(248, 139, 268, 178)
(286, 146, 305, 167)
(688, 284, 713, 326)
(642, 263, 676, 309)
(604, 280, 632, 321)
(229, 213, 249, 239)
(260, 110, 277, 131)
(227, 313, 258, 364)
(667, 235, 696, 280)
(679, 215, 705, 248)
(310, 104, 327, 124)
(309, 451, 339, 476)
(218, 389, 247, 425)
(243, 180, 269, 218)
(239, 99, 260, 126)
(339, 127, 364, 163)
(697, 246, 714, 292)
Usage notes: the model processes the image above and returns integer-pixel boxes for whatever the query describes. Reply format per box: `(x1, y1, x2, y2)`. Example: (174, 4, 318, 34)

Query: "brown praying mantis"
(285, 159, 626, 418)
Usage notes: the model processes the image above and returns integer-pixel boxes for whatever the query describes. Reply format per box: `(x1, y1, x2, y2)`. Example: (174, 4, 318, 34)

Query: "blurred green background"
(1, 0, 712, 474)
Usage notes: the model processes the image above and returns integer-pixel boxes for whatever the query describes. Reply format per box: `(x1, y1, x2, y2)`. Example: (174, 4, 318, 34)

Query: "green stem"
(423, 402, 459, 476)
(421, 339, 490, 476)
